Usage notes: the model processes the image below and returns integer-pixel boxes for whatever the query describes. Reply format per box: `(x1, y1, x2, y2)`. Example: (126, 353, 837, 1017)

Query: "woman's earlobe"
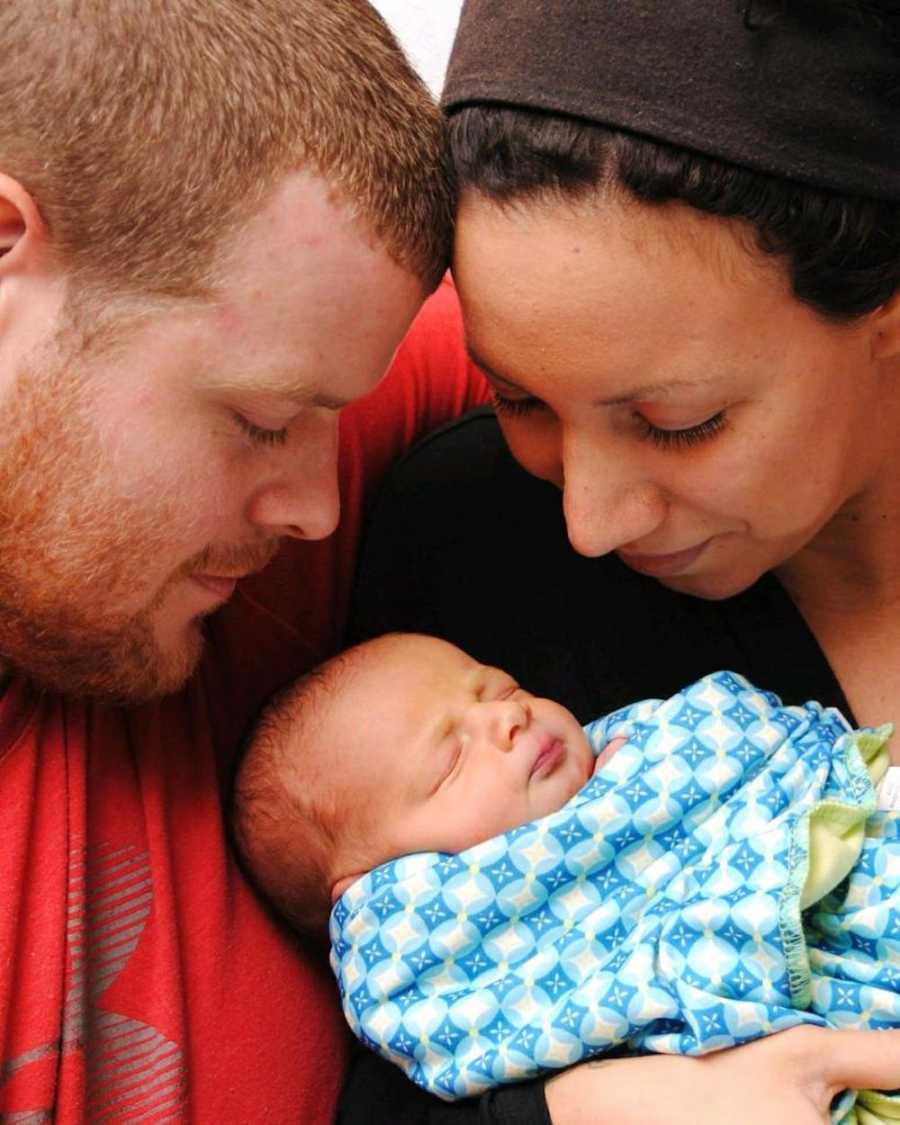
(872, 291, 900, 362)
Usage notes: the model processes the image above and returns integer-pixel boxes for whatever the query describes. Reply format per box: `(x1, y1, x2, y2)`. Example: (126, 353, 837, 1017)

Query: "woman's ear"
(872, 290, 900, 362)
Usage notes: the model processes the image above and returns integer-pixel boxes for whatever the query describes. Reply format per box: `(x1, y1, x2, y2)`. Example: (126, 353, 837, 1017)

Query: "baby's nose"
(486, 699, 530, 750)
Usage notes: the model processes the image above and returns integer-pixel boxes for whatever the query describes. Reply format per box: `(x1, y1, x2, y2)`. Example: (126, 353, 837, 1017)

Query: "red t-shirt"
(0, 281, 484, 1124)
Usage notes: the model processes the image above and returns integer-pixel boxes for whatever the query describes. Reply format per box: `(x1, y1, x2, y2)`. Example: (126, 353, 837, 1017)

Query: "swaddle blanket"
(330, 672, 899, 1120)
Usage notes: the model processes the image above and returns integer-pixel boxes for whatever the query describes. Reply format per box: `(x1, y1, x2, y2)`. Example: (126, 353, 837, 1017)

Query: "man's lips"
(530, 737, 564, 777)
(617, 538, 712, 578)
(190, 573, 242, 599)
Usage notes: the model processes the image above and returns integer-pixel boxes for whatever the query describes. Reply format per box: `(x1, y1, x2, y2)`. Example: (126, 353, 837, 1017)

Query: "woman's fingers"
(544, 1027, 900, 1125)
(810, 1028, 900, 1095)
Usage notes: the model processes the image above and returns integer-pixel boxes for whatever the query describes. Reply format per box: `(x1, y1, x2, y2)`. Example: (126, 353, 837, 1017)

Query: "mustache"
(183, 538, 281, 579)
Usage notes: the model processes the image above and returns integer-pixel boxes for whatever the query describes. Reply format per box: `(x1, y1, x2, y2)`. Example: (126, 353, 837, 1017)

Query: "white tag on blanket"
(877, 767, 900, 811)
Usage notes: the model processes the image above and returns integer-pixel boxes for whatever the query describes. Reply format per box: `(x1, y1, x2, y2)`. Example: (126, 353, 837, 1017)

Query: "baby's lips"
(530, 736, 564, 777)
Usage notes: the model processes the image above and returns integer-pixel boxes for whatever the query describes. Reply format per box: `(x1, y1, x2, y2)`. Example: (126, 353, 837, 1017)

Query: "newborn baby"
(234, 633, 900, 1125)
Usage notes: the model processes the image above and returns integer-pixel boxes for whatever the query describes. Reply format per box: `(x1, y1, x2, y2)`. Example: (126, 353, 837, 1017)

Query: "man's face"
(330, 636, 594, 877)
(0, 172, 425, 700)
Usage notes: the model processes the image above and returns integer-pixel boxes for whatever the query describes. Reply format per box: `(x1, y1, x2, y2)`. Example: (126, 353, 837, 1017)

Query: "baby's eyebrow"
(476, 667, 518, 698)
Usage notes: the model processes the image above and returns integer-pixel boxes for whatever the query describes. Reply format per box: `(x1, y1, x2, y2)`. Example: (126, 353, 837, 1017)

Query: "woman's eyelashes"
(490, 390, 542, 418)
(637, 410, 727, 450)
(492, 389, 728, 452)
(232, 411, 290, 447)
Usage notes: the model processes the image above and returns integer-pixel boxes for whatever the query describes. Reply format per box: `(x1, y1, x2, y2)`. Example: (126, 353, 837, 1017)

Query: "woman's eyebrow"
(468, 341, 723, 405)
(596, 376, 719, 406)
(465, 343, 522, 390)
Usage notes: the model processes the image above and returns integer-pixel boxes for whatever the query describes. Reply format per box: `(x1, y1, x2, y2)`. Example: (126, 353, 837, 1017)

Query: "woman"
(344, 1, 900, 1122)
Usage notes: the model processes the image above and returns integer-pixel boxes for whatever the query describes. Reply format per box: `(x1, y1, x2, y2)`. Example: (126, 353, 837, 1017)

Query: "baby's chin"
(574, 732, 596, 784)
(552, 737, 595, 808)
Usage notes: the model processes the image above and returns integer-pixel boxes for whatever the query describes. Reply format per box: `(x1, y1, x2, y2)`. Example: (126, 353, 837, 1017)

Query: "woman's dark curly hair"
(448, 98, 900, 321)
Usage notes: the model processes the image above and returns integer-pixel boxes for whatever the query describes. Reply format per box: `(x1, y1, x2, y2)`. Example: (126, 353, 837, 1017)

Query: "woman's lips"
(617, 538, 712, 578)
(531, 737, 564, 777)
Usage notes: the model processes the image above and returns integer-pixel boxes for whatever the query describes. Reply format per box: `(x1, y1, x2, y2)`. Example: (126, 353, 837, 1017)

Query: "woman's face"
(454, 193, 895, 599)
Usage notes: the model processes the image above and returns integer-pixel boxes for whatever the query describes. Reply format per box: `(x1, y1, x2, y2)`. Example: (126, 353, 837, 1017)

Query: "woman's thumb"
(816, 1028, 900, 1095)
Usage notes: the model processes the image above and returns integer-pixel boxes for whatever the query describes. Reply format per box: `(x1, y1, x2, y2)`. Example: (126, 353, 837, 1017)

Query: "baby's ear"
(331, 873, 363, 902)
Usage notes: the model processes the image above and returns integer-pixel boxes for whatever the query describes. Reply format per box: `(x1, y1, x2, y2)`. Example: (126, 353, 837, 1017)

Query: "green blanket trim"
(779, 725, 892, 1012)
(837, 1087, 900, 1124)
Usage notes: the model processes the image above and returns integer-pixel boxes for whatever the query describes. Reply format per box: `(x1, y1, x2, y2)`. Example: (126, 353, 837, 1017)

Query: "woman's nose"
(560, 434, 668, 557)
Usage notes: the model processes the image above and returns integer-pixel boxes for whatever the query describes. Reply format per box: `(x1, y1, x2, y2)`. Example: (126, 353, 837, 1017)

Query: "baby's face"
(329, 636, 593, 885)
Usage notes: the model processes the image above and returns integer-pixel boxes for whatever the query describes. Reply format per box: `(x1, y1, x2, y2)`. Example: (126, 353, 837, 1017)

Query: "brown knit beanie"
(443, 1, 900, 199)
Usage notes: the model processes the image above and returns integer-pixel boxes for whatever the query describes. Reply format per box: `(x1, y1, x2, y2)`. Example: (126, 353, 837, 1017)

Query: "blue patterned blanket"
(330, 672, 900, 1121)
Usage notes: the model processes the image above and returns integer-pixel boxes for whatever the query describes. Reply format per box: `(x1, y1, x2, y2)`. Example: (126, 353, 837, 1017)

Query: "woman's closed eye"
(492, 387, 728, 454)
(637, 410, 727, 451)
(490, 390, 543, 418)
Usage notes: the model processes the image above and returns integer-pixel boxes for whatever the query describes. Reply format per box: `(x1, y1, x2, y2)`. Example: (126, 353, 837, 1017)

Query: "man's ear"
(872, 289, 900, 362)
(331, 873, 363, 902)
(0, 171, 48, 272)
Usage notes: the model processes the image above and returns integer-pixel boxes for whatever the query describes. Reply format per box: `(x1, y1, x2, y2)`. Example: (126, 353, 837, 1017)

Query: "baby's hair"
(233, 650, 357, 942)
(232, 635, 404, 942)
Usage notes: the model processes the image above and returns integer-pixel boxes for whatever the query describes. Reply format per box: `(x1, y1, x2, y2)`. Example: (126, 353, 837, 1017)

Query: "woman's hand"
(545, 1026, 900, 1124)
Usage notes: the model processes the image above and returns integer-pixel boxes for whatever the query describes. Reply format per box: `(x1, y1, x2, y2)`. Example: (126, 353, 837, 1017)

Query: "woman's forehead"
(454, 197, 797, 391)
(455, 192, 784, 304)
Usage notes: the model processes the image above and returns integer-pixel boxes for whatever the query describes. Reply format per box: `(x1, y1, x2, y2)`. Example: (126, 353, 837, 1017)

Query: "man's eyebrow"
(466, 342, 719, 405)
(208, 374, 348, 411)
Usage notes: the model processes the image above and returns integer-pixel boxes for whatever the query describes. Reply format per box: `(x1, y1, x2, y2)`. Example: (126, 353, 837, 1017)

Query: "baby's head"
(233, 633, 593, 939)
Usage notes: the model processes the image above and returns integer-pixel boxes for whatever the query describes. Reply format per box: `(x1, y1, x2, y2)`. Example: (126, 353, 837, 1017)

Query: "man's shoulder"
(0, 681, 347, 1123)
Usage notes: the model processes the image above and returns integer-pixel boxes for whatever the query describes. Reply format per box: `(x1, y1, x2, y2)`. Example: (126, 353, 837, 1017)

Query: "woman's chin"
(655, 568, 760, 601)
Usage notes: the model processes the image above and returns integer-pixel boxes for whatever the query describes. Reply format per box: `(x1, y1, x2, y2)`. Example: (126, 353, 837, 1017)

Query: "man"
(0, 2, 483, 1120)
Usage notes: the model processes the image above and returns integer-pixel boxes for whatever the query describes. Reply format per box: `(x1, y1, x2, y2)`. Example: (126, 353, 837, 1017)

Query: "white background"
(370, 1, 464, 96)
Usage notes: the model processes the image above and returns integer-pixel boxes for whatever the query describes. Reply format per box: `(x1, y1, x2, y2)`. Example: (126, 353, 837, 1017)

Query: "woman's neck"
(778, 480, 900, 616)
(776, 490, 900, 730)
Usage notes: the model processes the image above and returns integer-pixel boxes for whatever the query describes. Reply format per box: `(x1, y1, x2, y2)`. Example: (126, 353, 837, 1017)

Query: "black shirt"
(339, 407, 852, 1125)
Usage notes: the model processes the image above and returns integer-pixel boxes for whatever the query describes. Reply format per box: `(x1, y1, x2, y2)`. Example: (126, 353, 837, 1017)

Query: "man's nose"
(246, 412, 341, 541)
(560, 432, 668, 557)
